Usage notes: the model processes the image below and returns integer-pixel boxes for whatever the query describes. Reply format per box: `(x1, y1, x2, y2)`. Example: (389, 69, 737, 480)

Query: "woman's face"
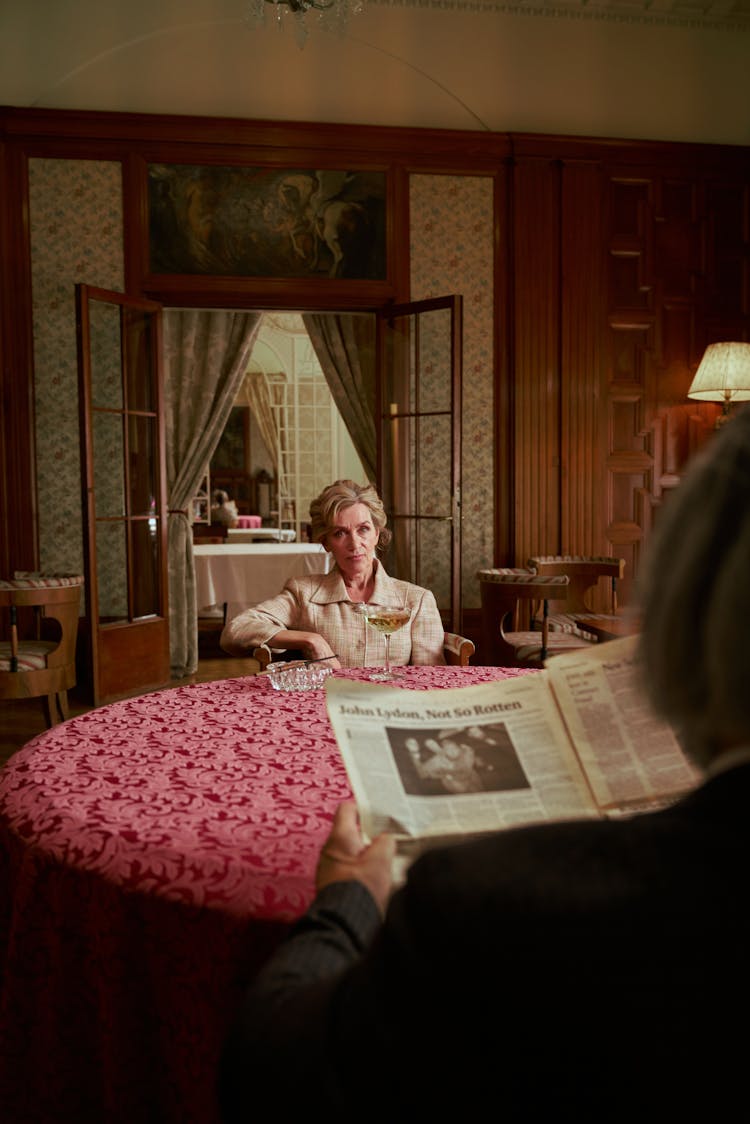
(324, 502, 380, 577)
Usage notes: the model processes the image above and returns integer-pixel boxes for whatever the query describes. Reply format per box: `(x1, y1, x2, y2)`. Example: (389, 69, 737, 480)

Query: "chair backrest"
(477, 570, 571, 665)
(527, 555, 625, 614)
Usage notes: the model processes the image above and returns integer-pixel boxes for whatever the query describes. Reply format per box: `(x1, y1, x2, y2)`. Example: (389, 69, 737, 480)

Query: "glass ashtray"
(264, 661, 334, 692)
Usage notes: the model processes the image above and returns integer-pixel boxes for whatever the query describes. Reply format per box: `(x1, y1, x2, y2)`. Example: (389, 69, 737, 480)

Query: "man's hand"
(316, 801, 395, 916)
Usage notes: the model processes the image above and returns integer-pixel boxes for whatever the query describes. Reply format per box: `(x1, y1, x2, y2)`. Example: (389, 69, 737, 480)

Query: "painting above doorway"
(147, 164, 387, 280)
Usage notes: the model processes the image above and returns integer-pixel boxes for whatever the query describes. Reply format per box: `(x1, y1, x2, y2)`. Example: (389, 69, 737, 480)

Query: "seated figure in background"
(220, 409, 750, 1121)
(210, 489, 239, 528)
(220, 479, 445, 669)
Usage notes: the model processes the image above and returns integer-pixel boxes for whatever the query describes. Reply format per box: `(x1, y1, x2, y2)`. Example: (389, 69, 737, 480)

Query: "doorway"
(209, 312, 369, 540)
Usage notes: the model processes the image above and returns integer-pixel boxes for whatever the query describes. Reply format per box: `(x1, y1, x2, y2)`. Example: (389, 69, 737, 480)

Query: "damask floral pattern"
(0, 665, 530, 1123)
(28, 157, 124, 575)
(409, 175, 495, 609)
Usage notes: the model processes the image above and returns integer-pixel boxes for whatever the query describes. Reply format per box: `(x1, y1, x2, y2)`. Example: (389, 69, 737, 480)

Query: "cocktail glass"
(359, 604, 412, 681)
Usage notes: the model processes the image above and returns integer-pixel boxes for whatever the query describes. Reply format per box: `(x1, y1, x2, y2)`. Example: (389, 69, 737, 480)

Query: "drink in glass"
(360, 604, 411, 680)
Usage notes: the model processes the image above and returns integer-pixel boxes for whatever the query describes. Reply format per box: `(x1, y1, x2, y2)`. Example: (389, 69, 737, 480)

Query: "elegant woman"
(220, 479, 445, 669)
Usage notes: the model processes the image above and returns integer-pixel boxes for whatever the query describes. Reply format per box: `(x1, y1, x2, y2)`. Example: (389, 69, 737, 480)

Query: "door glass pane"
(124, 308, 155, 412)
(132, 519, 160, 618)
(379, 297, 461, 631)
(416, 307, 452, 414)
(382, 307, 452, 415)
(128, 414, 157, 516)
(92, 412, 125, 518)
(95, 522, 129, 623)
(418, 414, 452, 515)
(89, 299, 123, 411)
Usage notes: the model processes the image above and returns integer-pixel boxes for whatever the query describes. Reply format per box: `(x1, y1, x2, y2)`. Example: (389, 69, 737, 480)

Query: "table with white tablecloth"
(227, 527, 296, 543)
(194, 542, 332, 618)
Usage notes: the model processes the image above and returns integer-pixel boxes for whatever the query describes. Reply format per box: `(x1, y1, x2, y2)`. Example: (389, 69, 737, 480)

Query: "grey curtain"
(243, 370, 281, 483)
(302, 313, 376, 482)
(163, 309, 262, 678)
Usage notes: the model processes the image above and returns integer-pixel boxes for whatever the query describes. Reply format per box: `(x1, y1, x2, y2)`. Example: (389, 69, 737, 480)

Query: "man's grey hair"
(638, 404, 750, 765)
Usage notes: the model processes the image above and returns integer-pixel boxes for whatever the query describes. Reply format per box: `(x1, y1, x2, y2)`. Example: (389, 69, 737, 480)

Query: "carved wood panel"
(601, 167, 749, 604)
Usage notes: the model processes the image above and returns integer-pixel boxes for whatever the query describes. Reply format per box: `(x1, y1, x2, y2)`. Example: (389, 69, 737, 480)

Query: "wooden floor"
(1, 653, 259, 768)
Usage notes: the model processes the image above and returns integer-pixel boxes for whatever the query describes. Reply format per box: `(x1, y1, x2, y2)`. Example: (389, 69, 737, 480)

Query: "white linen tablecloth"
(194, 542, 332, 615)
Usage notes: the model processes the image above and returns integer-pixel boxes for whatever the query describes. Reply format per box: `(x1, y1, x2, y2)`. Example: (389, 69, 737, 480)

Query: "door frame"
(76, 283, 170, 704)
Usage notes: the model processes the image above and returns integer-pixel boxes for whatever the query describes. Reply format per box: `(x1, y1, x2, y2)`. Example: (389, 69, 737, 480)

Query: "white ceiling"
(2, 0, 749, 143)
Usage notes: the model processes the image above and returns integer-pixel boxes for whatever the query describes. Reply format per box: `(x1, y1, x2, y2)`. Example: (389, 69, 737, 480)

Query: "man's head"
(638, 405, 750, 765)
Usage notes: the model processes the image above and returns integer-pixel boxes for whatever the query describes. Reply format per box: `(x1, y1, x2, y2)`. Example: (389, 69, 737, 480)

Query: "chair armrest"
(443, 633, 475, 666)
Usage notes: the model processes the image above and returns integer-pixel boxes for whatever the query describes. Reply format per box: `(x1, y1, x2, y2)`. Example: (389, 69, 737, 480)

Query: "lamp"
(687, 342, 750, 426)
(247, 0, 364, 47)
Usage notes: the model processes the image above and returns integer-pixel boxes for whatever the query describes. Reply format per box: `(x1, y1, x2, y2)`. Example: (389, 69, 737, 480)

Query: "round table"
(0, 664, 529, 1124)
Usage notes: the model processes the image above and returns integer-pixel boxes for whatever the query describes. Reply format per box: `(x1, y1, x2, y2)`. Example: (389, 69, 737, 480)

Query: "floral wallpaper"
(409, 174, 495, 610)
(28, 157, 124, 576)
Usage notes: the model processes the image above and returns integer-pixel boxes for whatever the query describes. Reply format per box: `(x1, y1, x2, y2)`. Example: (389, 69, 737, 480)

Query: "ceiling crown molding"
(368, 0, 750, 32)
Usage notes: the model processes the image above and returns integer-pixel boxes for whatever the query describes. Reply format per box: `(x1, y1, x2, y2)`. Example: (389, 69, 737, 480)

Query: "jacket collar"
(309, 559, 405, 607)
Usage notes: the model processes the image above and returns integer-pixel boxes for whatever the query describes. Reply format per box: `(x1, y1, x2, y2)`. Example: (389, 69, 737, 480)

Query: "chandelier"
(247, 0, 365, 47)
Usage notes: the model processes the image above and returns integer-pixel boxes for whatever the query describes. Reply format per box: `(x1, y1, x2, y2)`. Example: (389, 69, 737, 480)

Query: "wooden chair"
(192, 521, 228, 543)
(526, 555, 626, 639)
(0, 574, 84, 726)
(477, 569, 597, 668)
(252, 632, 475, 671)
(442, 632, 475, 666)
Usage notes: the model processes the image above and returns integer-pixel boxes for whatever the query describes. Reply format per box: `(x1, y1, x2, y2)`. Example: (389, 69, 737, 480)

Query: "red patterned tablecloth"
(0, 665, 530, 1124)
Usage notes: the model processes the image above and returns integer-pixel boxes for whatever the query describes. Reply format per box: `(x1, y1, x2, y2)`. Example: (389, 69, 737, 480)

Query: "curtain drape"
(243, 370, 281, 482)
(163, 309, 262, 678)
(302, 313, 376, 483)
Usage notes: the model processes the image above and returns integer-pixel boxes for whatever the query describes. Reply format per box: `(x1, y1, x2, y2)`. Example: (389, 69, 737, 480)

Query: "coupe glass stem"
(384, 633, 391, 675)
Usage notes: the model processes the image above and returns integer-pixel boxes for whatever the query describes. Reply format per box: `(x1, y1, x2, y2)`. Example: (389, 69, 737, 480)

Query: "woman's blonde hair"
(309, 480, 392, 553)
(637, 404, 750, 765)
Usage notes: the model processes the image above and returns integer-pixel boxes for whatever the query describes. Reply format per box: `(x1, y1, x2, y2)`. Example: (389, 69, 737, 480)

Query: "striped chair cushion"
(528, 555, 618, 565)
(536, 611, 601, 641)
(512, 632, 597, 661)
(477, 569, 568, 586)
(2, 572, 84, 589)
(0, 641, 57, 672)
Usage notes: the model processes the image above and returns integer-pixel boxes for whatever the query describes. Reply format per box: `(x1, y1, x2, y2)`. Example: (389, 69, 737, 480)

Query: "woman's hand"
(316, 800, 395, 916)
(267, 630, 342, 669)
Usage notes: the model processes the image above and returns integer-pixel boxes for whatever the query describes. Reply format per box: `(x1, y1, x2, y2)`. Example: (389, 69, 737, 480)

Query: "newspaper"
(324, 637, 701, 863)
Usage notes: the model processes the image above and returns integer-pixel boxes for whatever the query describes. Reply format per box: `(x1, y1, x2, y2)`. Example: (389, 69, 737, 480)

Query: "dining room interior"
(2, 4, 750, 1122)
(2, 0, 749, 716)
(1, 1, 748, 698)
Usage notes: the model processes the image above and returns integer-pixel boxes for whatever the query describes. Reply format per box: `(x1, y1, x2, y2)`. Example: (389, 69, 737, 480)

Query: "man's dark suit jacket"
(221, 763, 750, 1122)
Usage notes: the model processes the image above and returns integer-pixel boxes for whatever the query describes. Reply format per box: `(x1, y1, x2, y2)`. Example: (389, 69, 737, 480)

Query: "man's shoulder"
(404, 770, 749, 923)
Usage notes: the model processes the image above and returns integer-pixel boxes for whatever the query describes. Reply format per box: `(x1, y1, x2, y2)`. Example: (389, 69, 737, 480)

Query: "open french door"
(76, 284, 170, 704)
(376, 296, 463, 634)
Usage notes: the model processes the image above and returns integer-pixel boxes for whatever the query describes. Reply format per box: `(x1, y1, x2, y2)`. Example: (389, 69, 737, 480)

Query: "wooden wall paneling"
(560, 160, 605, 561)
(603, 173, 656, 604)
(493, 162, 513, 567)
(511, 157, 561, 567)
(702, 178, 750, 344)
(649, 172, 711, 507)
(0, 142, 38, 577)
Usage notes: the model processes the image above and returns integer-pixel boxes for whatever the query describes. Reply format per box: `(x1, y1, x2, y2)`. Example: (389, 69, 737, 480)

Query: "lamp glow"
(687, 342, 750, 423)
